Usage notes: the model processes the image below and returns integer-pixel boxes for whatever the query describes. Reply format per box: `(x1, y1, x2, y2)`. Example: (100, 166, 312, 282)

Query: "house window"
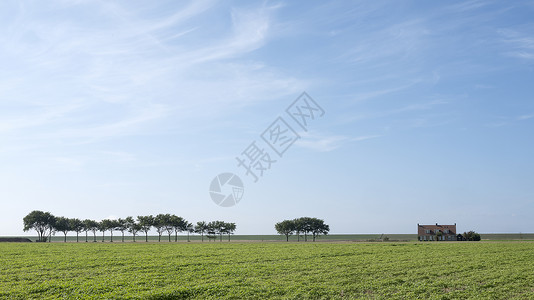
(444, 229, 449, 234)
(425, 229, 431, 234)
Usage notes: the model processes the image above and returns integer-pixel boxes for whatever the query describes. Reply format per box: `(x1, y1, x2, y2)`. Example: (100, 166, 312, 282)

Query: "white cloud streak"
(0, 1, 304, 149)
(295, 131, 381, 152)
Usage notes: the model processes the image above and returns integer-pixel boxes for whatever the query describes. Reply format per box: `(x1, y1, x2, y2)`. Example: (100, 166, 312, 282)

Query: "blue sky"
(1, 0, 533, 236)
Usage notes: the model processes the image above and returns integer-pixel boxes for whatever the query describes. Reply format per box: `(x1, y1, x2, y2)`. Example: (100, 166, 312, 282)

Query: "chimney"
(435, 223, 438, 226)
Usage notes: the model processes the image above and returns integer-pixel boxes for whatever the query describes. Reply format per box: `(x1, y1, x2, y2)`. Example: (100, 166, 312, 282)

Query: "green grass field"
(8, 232, 534, 243)
(1, 241, 533, 299)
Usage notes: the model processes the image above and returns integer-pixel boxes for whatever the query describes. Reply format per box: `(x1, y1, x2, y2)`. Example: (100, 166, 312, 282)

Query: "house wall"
(417, 224, 457, 241)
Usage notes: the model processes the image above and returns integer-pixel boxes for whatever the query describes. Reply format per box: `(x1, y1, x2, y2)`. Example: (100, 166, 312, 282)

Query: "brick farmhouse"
(417, 223, 459, 241)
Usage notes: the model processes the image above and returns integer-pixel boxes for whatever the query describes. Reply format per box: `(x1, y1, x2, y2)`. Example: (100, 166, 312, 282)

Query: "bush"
(463, 231, 481, 241)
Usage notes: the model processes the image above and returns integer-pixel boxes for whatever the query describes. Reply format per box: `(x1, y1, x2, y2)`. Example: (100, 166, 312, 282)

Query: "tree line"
(23, 210, 236, 243)
(275, 217, 330, 242)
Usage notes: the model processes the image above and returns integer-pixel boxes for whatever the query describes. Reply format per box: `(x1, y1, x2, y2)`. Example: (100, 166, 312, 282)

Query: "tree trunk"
(175, 232, 178, 242)
(85, 232, 88, 242)
(201, 233, 204, 242)
(102, 231, 105, 242)
(76, 232, 79, 242)
(93, 232, 97, 242)
(286, 234, 289, 242)
(145, 232, 148, 242)
(122, 232, 124, 242)
(64, 233, 67, 243)
(110, 231, 113, 242)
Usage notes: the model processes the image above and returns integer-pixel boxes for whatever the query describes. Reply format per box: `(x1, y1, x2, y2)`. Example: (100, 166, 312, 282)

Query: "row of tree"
(275, 217, 330, 242)
(23, 210, 236, 243)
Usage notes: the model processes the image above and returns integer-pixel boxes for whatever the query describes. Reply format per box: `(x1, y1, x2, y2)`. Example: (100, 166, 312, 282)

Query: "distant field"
(1, 241, 533, 299)
(3, 233, 534, 243)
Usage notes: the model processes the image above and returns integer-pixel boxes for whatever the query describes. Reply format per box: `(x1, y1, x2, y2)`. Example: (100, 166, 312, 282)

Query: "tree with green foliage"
(54, 216, 71, 242)
(116, 218, 128, 242)
(100, 219, 117, 242)
(224, 222, 236, 241)
(195, 221, 208, 242)
(205, 222, 217, 242)
(309, 218, 329, 242)
(208, 221, 226, 242)
(23, 210, 56, 242)
(98, 220, 106, 242)
(82, 219, 91, 242)
(69, 218, 84, 243)
(22, 212, 237, 244)
(137, 215, 154, 242)
(125, 216, 141, 242)
(153, 214, 167, 242)
(170, 215, 186, 242)
(275, 217, 330, 242)
(185, 222, 194, 242)
(293, 218, 304, 242)
(275, 220, 295, 242)
(463, 231, 481, 241)
(300, 217, 316, 242)
(83, 219, 99, 242)
(160, 214, 175, 242)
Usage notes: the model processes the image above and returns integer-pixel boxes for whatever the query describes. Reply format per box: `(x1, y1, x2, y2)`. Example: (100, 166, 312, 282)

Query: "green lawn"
(1, 241, 533, 299)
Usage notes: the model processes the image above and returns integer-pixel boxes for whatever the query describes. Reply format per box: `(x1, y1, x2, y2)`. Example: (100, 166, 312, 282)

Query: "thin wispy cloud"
(296, 131, 381, 152)
(499, 29, 534, 60)
(0, 1, 302, 148)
